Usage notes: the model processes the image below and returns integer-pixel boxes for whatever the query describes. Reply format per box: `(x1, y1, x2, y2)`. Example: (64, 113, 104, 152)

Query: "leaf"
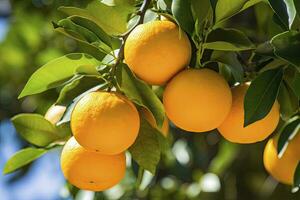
(204, 28, 255, 51)
(214, 0, 263, 24)
(11, 114, 64, 146)
(56, 76, 106, 106)
(171, 0, 195, 35)
(59, 0, 135, 35)
(294, 161, 300, 187)
(268, 0, 296, 29)
(3, 148, 47, 174)
(244, 68, 284, 126)
(291, 72, 300, 98)
(69, 16, 121, 49)
(191, 0, 211, 25)
(116, 63, 165, 128)
(129, 117, 161, 174)
(19, 53, 100, 98)
(271, 31, 300, 67)
(54, 28, 106, 61)
(277, 117, 300, 157)
(211, 51, 244, 82)
(277, 80, 299, 120)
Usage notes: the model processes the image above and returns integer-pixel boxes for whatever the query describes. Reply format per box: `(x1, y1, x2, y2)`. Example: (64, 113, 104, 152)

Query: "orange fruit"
(71, 91, 140, 155)
(218, 84, 280, 143)
(44, 105, 66, 124)
(163, 69, 232, 132)
(61, 137, 126, 191)
(263, 137, 298, 185)
(141, 108, 169, 136)
(124, 20, 191, 85)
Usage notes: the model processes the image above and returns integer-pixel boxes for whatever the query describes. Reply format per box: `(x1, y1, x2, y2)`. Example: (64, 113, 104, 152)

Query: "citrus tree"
(3, 0, 300, 197)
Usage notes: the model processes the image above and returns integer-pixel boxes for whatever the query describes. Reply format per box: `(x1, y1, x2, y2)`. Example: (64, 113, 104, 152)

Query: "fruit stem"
(108, 0, 151, 92)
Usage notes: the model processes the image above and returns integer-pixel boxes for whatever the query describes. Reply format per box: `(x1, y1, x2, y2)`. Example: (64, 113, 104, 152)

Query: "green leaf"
(277, 117, 300, 157)
(277, 80, 299, 120)
(3, 148, 47, 174)
(59, 0, 135, 35)
(244, 68, 284, 126)
(57, 76, 106, 106)
(268, 0, 296, 29)
(54, 28, 106, 61)
(69, 16, 121, 50)
(204, 28, 255, 51)
(191, 0, 211, 26)
(291, 72, 300, 98)
(294, 161, 300, 187)
(129, 117, 161, 174)
(11, 114, 64, 146)
(295, 0, 300, 14)
(214, 0, 263, 24)
(19, 53, 100, 98)
(116, 63, 165, 128)
(171, 0, 195, 35)
(271, 31, 300, 67)
(211, 51, 244, 82)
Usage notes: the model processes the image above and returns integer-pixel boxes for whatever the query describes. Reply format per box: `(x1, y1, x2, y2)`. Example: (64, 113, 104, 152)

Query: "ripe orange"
(44, 105, 66, 124)
(141, 108, 169, 136)
(218, 84, 280, 143)
(61, 137, 126, 191)
(124, 20, 191, 85)
(71, 91, 140, 155)
(163, 69, 232, 132)
(263, 137, 298, 185)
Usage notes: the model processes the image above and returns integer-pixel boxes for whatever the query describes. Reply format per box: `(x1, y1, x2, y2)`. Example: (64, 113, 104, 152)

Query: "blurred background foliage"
(0, 0, 300, 200)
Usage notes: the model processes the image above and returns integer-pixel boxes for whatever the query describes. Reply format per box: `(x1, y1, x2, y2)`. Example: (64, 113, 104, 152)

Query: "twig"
(108, 0, 151, 91)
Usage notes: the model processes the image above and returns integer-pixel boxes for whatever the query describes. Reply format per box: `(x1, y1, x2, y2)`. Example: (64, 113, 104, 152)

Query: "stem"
(108, 0, 151, 91)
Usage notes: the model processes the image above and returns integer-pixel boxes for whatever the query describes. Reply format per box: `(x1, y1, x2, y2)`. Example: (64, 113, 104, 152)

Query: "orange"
(218, 84, 280, 144)
(44, 105, 66, 124)
(124, 20, 191, 85)
(141, 108, 169, 136)
(71, 91, 140, 155)
(263, 137, 298, 185)
(163, 69, 232, 132)
(61, 137, 126, 191)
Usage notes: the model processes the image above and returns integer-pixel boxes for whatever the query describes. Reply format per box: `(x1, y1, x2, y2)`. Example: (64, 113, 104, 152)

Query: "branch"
(108, 0, 151, 91)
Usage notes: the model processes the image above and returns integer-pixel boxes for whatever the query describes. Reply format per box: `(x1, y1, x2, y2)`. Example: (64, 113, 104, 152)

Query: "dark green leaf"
(3, 148, 47, 174)
(291, 72, 300, 98)
(204, 28, 255, 51)
(278, 80, 299, 120)
(12, 114, 64, 146)
(268, 0, 295, 29)
(171, 0, 194, 35)
(214, 0, 263, 24)
(116, 63, 165, 128)
(277, 117, 300, 157)
(244, 68, 284, 126)
(69, 16, 121, 49)
(294, 161, 300, 187)
(129, 117, 161, 174)
(271, 31, 300, 67)
(19, 53, 100, 98)
(255, 42, 276, 57)
(191, 0, 211, 25)
(56, 76, 106, 106)
(211, 51, 244, 82)
(54, 28, 106, 61)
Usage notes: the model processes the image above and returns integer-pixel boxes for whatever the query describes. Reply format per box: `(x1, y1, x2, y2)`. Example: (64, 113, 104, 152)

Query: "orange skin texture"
(124, 20, 191, 85)
(71, 91, 140, 155)
(61, 137, 126, 191)
(263, 138, 298, 185)
(218, 84, 280, 144)
(44, 105, 66, 124)
(141, 108, 169, 136)
(163, 69, 232, 132)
